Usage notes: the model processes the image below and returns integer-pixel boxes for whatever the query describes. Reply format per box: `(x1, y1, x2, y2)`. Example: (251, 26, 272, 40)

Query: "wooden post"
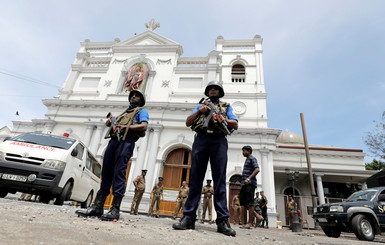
(300, 113, 318, 209)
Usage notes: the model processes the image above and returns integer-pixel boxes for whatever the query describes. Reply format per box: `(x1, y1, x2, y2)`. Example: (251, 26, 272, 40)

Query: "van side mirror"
(71, 148, 78, 157)
(378, 194, 385, 202)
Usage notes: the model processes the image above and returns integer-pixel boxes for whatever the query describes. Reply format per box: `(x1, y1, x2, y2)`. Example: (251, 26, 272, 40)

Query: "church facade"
(6, 21, 373, 227)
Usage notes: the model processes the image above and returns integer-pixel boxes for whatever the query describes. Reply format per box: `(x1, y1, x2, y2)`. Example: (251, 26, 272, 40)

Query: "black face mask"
(209, 96, 219, 103)
(127, 104, 139, 111)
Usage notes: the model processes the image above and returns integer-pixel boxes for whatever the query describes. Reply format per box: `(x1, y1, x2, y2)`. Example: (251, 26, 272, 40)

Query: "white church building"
(3, 20, 374, 228)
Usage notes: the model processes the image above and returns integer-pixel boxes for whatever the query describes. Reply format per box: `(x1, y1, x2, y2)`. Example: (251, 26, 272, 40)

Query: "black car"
(313, 187, 385, 241)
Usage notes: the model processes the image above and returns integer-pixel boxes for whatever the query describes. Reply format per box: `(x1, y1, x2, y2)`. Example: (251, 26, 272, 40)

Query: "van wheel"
(352, 214, 375, 241)
(81, 191, 93, 208)
(0, 190, 8, 198)
(54, 182, 73, 206)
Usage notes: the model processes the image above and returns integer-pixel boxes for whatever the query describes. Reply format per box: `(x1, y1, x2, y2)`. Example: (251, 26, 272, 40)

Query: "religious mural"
(123, 63, 149, 92)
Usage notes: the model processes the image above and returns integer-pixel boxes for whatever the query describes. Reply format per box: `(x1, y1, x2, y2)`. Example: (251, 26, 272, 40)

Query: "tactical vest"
(115, 107, 145, 140)
(191, 101, 230, 135)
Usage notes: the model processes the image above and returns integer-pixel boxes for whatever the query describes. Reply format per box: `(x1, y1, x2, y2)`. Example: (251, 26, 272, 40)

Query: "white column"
(316, 174, 325, 205)
(261, 149, 278, 225)
(83, 123, 95, 147)
(128, 129, 150, 192)
(261, 150, 269, 192)
(89, 122, 105, 155)
(261, 150, 276, 210)
(144, 125, 163, 193)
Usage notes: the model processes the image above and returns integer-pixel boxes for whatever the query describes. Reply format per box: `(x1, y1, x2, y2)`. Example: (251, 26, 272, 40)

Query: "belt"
(289, 209, 294, 211)
(154, 193, 161, 196)
(196, 130, 226, 136)
(179, 197, 187, 199)
(204, 196, 212, 199)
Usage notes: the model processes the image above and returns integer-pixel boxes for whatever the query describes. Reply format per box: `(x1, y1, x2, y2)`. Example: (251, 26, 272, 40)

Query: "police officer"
(201, 179, 214, 224)
(148, 177, 164, 218)
(131, 169, 147, 215)
(173, 181, 189, 219)
(172, 81, 238, 236)
(76, 89, 149, 221)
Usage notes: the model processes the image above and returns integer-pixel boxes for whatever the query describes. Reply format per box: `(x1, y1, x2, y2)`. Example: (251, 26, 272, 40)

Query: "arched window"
(231, 64, 245, 82)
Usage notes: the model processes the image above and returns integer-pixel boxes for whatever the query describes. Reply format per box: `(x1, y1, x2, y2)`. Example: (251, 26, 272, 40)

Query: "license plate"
(318, 218, 327, 222)
(1, 173, 27, 182)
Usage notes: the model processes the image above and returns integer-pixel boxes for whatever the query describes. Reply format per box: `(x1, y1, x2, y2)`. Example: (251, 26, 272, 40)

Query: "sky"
(0, 1, 384, 163)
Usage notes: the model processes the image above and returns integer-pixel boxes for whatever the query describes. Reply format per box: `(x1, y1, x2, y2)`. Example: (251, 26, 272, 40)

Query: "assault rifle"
(104, 112, 121, 141)
(199, 98, 233, 135)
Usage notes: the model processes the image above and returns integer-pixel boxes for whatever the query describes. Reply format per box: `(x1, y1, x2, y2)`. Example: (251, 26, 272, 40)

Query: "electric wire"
(0, 68, 61, 89)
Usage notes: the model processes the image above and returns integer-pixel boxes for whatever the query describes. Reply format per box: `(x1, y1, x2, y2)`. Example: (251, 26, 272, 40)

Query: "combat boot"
(172, 216, 195, 230)
(217, 219, 236, 236)
(100, 196, 123, 221)
(76, 194, 107, 218)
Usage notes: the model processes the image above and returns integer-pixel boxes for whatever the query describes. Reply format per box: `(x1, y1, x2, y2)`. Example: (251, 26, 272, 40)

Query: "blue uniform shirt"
(135, 108, 149, 123)
(241, 155, 259, 187)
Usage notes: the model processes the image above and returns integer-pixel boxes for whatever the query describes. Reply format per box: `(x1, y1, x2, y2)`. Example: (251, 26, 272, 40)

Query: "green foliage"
(365, 112, 385, 160)
(365, 159, 385, 170)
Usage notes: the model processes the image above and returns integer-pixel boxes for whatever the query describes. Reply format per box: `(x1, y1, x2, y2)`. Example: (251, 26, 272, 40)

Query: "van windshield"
(11, 132, 76, 150)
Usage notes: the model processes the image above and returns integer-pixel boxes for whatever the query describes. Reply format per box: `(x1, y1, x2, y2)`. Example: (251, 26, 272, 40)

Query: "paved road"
(0, 194, 384, 245)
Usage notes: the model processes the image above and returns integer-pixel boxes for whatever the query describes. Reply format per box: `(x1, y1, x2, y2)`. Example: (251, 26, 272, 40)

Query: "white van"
(0, 132, 101, 207)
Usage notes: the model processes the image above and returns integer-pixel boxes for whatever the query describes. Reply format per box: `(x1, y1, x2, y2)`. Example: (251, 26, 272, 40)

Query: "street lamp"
(285, 168, 302, 232)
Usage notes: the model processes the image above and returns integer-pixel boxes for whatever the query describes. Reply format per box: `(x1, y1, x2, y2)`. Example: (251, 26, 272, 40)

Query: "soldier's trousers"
(202, 197, 212, 221)
(182, 133, 229, 223)
(131, 189, 144, 214)
(148, 196, 161, 216)
(98, 137, 135, 197)
(261, 208, 268, 227)
(173, 198, 187, 218)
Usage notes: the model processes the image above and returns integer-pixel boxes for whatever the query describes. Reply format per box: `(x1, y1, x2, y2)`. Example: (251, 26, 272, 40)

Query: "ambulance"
(0, 132, 101, 207)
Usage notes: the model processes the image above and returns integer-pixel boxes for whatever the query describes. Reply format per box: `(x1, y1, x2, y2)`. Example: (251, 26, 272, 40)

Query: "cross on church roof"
(145, 18, 160, 31)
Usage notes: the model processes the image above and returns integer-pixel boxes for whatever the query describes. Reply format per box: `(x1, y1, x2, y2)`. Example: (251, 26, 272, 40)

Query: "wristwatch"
(246, 178, 250, 182)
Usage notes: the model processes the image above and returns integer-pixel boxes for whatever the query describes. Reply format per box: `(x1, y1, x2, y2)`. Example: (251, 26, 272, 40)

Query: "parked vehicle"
(0, 132, 101, 207)
(313, 187, 385, 241)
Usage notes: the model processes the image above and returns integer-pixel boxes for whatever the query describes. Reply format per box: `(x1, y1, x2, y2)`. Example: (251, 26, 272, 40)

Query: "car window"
(85, 152, 92, 170)
(74, 144, 85, 160)
(86, 152, 101, 178)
